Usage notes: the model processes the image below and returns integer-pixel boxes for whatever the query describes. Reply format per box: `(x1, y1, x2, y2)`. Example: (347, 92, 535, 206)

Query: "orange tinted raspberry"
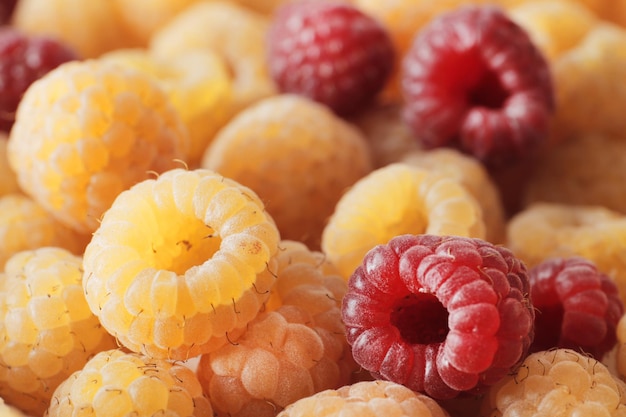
(100, 48, 233, 166)
(0, 398, 28, 417)
(202, 94, 373, 250)
(46, 349, 213, 417)
(482, 349, 626, 416)
(277, 380, 451, 417)
(0, 134, 19, 197)
(0, 194, 90, 269)
(321, 163, 486, 279)
(12, 0, 141, 58)
(524, 133, 626, 214)
(82, 168, 280, 360)
(196, 240, 357, 417)
(150, 1, 277, 115)
(0, 247, 118, 416)
(402, 148, 506, 244)
(7, 59, 189, 234)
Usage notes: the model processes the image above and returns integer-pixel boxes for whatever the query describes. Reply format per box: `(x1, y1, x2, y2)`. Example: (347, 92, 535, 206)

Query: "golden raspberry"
(12, 0, 141, 58)
(46, 348, 213, 417)
(82, 168, 280, 360)
(401, 148, 506, 244)
(482, 348, 626, 416)
(0, 194, 90, 269)
(507, 202, 626, 304)
(0, 135, 20, 197)
(0, 398, 28, 417)
(100, 48, 233, 167)
(0, 247, 118, 416)
(508, 0, 598, 62)
(321, 163, 486, 280)
(524, 133, 626, 214)
(551, 23, 626, 141)
(7, 59, 189, 234)
(277, 380, 451, 417)
(202, 94, 373, 250)
(196, 240, 357, 417)
(150, 1, 277, 115)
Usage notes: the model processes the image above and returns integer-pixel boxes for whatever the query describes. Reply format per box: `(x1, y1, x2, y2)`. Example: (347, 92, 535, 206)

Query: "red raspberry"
(0, 27, 78, 132)
(401, 5, 554, 167)
(342, 234, 535, 400)
(267, 0, 395, 116)
(528, 256, 624, 360)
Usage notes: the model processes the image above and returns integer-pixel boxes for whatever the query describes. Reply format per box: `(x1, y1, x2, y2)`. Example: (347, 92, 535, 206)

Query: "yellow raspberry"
(0, 247, 118, 416)
(196, 240, 357, 417)
(524, 133, 626, 214)
(7, 59, 190, 234)
(0, 135, 20, 197)
(150, 0, 277, 114)
(321, 163, 486, 279)
(0, 194, 90, 269)
(0, 398, 28, 417)
(551, 23, 626, 141)
(401, 148, 506, 244)
(82, 168, 280, 360)
(202, 94, 373, 250)
(11, 0, 142, 58)
(100, 48, 233, 167)
(482, 348, 626, 417)
(46, 348, 213, 417)
(277, 380, 451, 417)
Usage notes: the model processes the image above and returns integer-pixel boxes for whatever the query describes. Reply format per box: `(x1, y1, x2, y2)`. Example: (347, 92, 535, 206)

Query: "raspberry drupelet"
(342, 234, 535, 400)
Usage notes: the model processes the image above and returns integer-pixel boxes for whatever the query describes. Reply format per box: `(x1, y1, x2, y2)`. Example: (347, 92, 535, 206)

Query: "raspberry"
(0, 0, 17, 24)
(506, 203, 626, 303)
(0, 134, 20, 197)
(46, 349, 213, 417)
(266, 1, 395, 116)
(523, 133, 626, 214)
(401, 5, 555, 166)
(0, 27, 79, 133)
(82, 168, 280, 360)
(0, 247, 118, 416)
(0, 194, 90, 269)
(277, 380, 451, 417)
(321, 163, 486, 280)
(202, 94, 373, 250)
(12, 0, 141, 58)
(342, 234, 534, 400)
(482, 348, 626, 416)
(196, 240, 357, 416)
(100, 48, 233, 167)
(528, 257, 623, 360)
(150, 1, 277, 115)
(7, 59, 189, 234)
(401, 148, 506, 244)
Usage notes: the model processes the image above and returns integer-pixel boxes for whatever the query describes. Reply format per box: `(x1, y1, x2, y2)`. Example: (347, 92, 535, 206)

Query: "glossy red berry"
(528, 256, 624, 360)
(0, 27, 79, 132)
(401, 5, 554, 167)
(342, 234, 535, 400)
(267, 0, 395, 116)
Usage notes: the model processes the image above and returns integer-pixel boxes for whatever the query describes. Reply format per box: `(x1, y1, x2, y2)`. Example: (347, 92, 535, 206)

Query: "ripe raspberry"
(0, 194, 90, 269)
(0, 0, 17, 24)
(401, 5, 555, 166)
(46, 349, 213, 417)
(528, 257, 623, 360)
(482, 348, 626, 416)
(150, 1, 276, 115)
(82, 168, 280, 360)
(401, 148, 506, 244)
(0, 134, 20, 197)
(7, 59, 189, 234)
(266, 0, 395, 116)
(321, 163, 486, 279)
(202, 94, 373, 250)
(0, 27, 79, 133)
(196, 240, 357, 416)
(277, 380, 451, 417)
(342, 234, 534, 400)
(0, 247, 118, 416)
(100, 48, 233, 167)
